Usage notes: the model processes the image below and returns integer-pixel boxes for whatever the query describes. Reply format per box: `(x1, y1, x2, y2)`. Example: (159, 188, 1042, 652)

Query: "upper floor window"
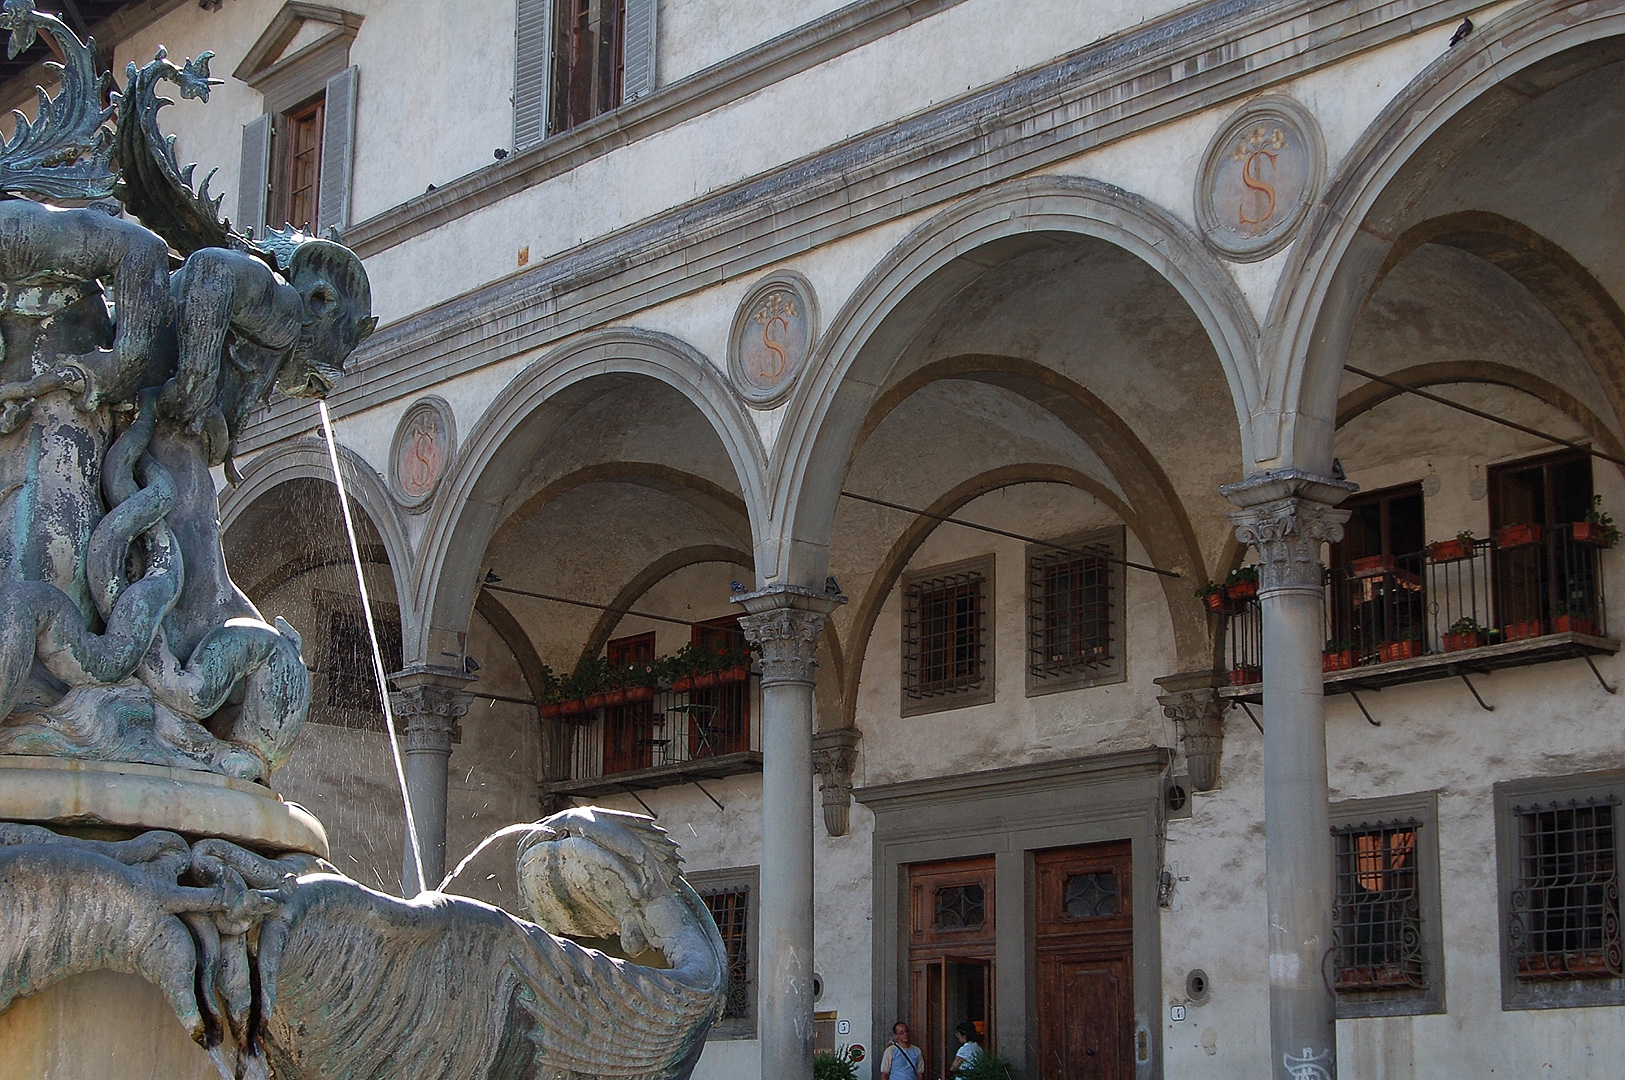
(313, 588, 402, 730)
(902, 556, 993, 715)
(1027, 527, 1125, 694)
(1495, 771, 1625, 1009)
(234, 6, 361, 237)
(515, 0, 657, 149)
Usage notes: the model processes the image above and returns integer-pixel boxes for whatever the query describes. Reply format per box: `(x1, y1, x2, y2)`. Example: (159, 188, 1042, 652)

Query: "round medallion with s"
(1195, 95, 1324, 262)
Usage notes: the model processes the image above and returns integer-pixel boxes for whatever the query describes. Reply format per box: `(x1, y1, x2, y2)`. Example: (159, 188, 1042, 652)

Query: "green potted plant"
(535, 663, 567, 719)
(1228, 663, 1261, 686)
(1224, 565, 1259, 602)
(1502, 615, 1545, 641)
(960, 1047, 1021, 1080)
(1378, 628, 1423, 663)
(812, 1047, 860, 1080)
(1442, 616, 1485, 652)
(668, 643, 708, 694)
(1322, 639, 1355, 671)
(1427, 530, 1477, 563)
(574, 655, 612, 710)
(1195, 580, 1224, 613)
(624, 660, 659, 703)
(1573, 495, 1620, 548)
(715, 642, 754, 685)
(1552, 601, 1598, 636)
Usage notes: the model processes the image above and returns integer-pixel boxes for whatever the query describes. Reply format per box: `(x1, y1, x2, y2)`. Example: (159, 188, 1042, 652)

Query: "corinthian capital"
(1221, 471, 1355, 594)
(733, 583, 845, 687)
(390, 682, 470, 755)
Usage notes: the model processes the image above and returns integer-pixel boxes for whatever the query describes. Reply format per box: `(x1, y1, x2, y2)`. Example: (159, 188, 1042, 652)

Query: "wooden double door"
(1035, 840, 1135, 1080)
(904, 841, 1134, 1080)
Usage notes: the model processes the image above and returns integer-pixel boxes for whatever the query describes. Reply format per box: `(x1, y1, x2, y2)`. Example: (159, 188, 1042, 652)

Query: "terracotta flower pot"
(1225, 580, 1258, 602)
(1571, 522, 1614, 548)
(584, 692, 609, 710)
(1203, 591, 1224, 613)
(1442, 632, 1484, 652)
(1351, 554, 1396, 578)
(1378, 640, 1422, 663)
(1228, 666, 1260, 685)
(560, 699, 587, 717)
(716, 666, 750, 684)
(692, 671, 720, 689)
(671, 675, 698, 694)
(602, 689, 627, 707)
(540, 702, 565, 720)
(1553, 614, 1598, 636)
(1321, 649, 1355, 672)
(1502, 619, 1545, 641)
(625, 685, 656, 703)
(1497, 523, 1542, 549)
(1427, 539, 1474, 562)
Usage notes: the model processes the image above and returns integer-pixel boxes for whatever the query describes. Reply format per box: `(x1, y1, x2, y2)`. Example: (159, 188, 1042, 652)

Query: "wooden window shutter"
(622, 0, 657, 102)
(317, 66, 359, 235)
(237, 113, 271, 239)
(514, 0, 553, 148)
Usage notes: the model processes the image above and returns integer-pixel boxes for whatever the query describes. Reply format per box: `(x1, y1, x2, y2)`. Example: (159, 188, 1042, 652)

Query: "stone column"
(1221, 471, 1351, 1080)
(389, 665, 471, 895)
(735, 584, 844, 1080)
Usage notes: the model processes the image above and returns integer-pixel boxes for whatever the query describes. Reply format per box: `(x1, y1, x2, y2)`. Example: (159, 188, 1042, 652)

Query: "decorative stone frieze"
(811, 728, 862, 837)
(391, 683, 469, 755)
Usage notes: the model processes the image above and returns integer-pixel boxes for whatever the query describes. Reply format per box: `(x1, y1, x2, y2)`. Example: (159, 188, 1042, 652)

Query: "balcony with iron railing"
(1222, 523, 1620, 709)
(542, 675, 762, 799)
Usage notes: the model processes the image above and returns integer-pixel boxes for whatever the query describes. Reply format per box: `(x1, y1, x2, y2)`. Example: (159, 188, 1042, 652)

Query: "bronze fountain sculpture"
(0, 6, 727, 1078)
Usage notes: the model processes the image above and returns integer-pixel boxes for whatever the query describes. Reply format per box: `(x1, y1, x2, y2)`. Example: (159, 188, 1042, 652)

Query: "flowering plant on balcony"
(1576, 495, 1620, 548)
(1225, 565, 1260, 601)
(1443, 617, 1486, 652)
(1427, 531, 1477, 563)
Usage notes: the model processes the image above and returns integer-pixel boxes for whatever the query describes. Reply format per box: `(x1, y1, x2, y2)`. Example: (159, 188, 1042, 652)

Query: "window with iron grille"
(315, 589, 403, 731)
(902, 556, 994, 715)
(1027, 527, 1124, 694)
(1330, 793, 1443, 1017)
(1496, 773, 1625, 1009)
(690, 867, 758, 1038)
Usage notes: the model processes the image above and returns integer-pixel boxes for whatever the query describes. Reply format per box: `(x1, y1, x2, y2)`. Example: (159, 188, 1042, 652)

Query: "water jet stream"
(318, 400, 427, 895)
(438, 822, 551, 893)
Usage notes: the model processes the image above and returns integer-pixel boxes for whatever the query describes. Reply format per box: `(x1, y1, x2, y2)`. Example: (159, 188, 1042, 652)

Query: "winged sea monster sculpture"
(0, 6, 728, 1078)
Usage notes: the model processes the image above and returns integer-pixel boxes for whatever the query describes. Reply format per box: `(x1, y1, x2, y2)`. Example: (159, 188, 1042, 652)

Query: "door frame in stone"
(855, 748, 1169, 1080)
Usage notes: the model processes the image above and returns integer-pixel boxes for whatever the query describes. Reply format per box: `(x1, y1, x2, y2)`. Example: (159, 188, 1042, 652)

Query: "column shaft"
(737, 588, 841, 1080)
(1226, 480, 1350, 1080)
(390, 674, 470, 895)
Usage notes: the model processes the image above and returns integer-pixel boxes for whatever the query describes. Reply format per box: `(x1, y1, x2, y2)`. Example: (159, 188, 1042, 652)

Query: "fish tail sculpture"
(0, 809, 729, 1080)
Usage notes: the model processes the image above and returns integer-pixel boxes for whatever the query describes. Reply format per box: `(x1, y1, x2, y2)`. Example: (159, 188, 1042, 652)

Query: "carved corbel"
(1155, 671, 1228, 792)
(811, 728, 861, 837)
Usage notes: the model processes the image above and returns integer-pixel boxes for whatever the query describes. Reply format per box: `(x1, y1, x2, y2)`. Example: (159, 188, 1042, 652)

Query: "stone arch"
(411, 328, 768, 665)
(489, 462, 753, 554)
(835, 463, 1211, 730)
(579, 543, 755, 660)
(769, 175, 1259, 586)
(221, 437, 417, 638)
(852, 354, 1210, 660)
(1336, 359, 1625, 468)
(1264, 0, 1625, 472)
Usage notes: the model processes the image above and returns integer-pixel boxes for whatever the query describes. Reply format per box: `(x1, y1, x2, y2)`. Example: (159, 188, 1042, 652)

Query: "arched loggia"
(1264, 0, 1625, 472)
(222, 438, 417, 644)
(410, 328, 768, 667)
(767, 175, 1259, 588)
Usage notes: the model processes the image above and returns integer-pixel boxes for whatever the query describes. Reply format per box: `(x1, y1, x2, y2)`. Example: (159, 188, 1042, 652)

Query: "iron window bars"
(904, 569, 987, 700)
(1332, 819, 1425, 992)
(1028, 542, 1114, 680)
(1509, 796, 1623, 981)
(700, 886, 753, 1019)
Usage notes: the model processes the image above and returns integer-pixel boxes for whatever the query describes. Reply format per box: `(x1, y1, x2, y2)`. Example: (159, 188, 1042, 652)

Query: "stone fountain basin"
(0, 755, 327, 856)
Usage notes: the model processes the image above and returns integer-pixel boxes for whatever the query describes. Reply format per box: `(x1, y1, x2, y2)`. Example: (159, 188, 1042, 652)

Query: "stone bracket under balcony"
(1219, 631, 1620, 708)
